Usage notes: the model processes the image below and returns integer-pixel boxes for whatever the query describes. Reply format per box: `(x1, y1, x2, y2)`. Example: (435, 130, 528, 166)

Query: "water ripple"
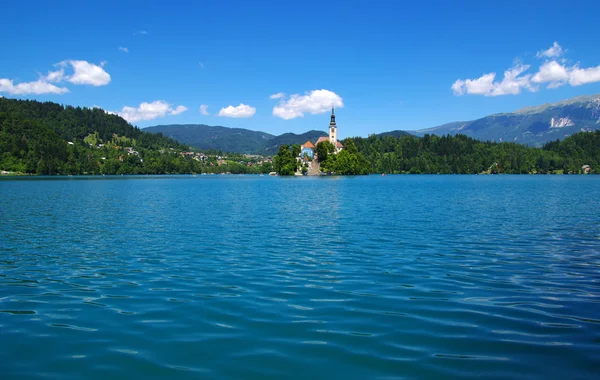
(1, 175, 599, 379)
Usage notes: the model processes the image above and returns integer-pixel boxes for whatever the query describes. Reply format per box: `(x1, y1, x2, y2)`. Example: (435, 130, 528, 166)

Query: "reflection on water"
(1, 175, 599, 379)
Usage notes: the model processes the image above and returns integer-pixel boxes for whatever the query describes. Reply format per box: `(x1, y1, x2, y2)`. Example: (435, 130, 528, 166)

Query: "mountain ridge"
(144, 124, 329, 154)
(144, 94, 600, 153)
(415, 93, 600, 146)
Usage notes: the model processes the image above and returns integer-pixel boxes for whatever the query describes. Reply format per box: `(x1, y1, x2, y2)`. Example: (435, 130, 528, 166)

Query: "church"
(300, 107, 343, 159)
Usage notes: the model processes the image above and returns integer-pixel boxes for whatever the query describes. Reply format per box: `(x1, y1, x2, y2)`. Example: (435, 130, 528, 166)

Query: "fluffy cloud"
(452, 65, 535, 97)
(218, 103, 256, 118)
(490, 64, 537, 96)
(537, 42, 564, 59)
(452, 42, 600, 96)
(531, 60, 569, 87)
(531, 61, 600, 88)
(119, 46, 129, 53)
(0, 59, 110, 96)
(60, 60, 111, 86)
(0, 78, 69, 95)
(272, 89, 343, 120)
(200, 104, 209, 115)
(451, 73, 495, 96)
(134, 30, 148, 36)
(44, 68, 65, 82)
(269, 92, 285, 99)
(569, 65, 600, 86)
(113, 100, 188, 123)
(170, 105, 188, 115)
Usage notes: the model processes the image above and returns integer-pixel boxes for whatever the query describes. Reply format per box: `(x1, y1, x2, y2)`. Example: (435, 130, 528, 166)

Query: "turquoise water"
(1, 175, 599, 379)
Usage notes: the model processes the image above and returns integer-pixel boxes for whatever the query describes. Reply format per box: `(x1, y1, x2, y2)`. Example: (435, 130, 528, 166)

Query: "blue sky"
(1, 0, 600, 138)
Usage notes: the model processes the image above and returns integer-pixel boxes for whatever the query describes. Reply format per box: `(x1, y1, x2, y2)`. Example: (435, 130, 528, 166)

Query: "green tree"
(291, 144, 301, 158)
(316, 140, 334, 163)
(273, 144, 298, 175)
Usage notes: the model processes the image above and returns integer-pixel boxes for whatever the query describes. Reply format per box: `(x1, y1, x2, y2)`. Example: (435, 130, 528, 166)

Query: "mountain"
(415, 94, 600, 146)
(144, 124, 274, 153)
(145, 94, 600, 153)
(375, 130, 414, 138)
(260, 130, 328, 154)
(145, 124, 327, 154)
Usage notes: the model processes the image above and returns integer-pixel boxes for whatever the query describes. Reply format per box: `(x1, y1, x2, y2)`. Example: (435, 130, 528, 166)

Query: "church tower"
(329, 106, 337, 147)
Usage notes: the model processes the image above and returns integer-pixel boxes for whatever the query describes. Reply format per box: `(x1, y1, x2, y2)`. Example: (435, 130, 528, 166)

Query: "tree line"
(2, 98, 598, 176)
(352, 132, 598, 174)
(274, 132, 599, 175)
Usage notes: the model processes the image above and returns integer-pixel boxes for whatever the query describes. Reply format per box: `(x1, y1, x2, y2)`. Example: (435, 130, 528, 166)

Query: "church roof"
(336, 141, 344, 148)
(301, 141, 315, 149)
(315, 136, 329, 145)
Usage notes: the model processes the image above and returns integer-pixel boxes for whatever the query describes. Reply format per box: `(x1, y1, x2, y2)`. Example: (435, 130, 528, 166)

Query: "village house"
(300, 141, 315, 158)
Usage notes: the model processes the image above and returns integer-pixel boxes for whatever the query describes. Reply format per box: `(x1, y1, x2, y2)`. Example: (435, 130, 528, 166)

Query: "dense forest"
(352, 132, 599, 174)
(274, 132, 599, 175)
(318, 139, 370, 175)
(0, 98, 273, 175)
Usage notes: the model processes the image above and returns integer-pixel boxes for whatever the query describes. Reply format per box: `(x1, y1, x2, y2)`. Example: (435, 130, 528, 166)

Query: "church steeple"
(330, 106, 336, 127)
(328, 105, 338, 147)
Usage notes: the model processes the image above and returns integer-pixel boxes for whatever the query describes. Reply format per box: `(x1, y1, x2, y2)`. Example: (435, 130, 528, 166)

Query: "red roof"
(316, 136, 329, 145)
(336, 141, 344, 148)
(301, 141, 315, 149)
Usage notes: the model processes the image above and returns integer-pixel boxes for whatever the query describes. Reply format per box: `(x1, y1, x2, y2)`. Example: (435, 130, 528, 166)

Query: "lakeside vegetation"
(273, 139, 370, 175)
(353, 132, 599, 174)
(274, 132, 599, 175)
(1, 98, 598, 176)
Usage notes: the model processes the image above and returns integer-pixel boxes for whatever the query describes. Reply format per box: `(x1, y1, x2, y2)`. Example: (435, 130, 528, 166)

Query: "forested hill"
(259, 130, 327, 154)
(144, 124, 274, 153)
(0, 98, 199, 175)
(145, 124, 327, 154)
(0, 98, 184, 148)
(375, 130, 414, 139)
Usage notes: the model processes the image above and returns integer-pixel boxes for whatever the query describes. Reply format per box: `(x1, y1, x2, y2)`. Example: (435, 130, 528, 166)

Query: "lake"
(1, 175, 599, 379)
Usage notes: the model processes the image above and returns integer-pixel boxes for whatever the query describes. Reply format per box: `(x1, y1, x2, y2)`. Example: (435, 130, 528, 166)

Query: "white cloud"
(134, 30, 148, 36)
(569, 65, 600, 86)
(119, 46, 129, 53)
(452, 64, 535, 96)
(451, 73, 495, 96)
(0, 78, 69, 95)
(531, 60, 569, 87)
(0, 59, 110, 95)
(44, 68, 65, 83)
(170, 105, 188, 115)
(537, 42, 564, 59)
(272, 89, 343, 120)
(491, 64, 536, 96)
(60, 60, 111, 86)
(269, 92, 285, 99)
(217, 103, 256, 118)
(112, 100, 188, 123)
(530, 60, 600, 88)
(453, 42, 600, 96)
(200, 104, 209, 115)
